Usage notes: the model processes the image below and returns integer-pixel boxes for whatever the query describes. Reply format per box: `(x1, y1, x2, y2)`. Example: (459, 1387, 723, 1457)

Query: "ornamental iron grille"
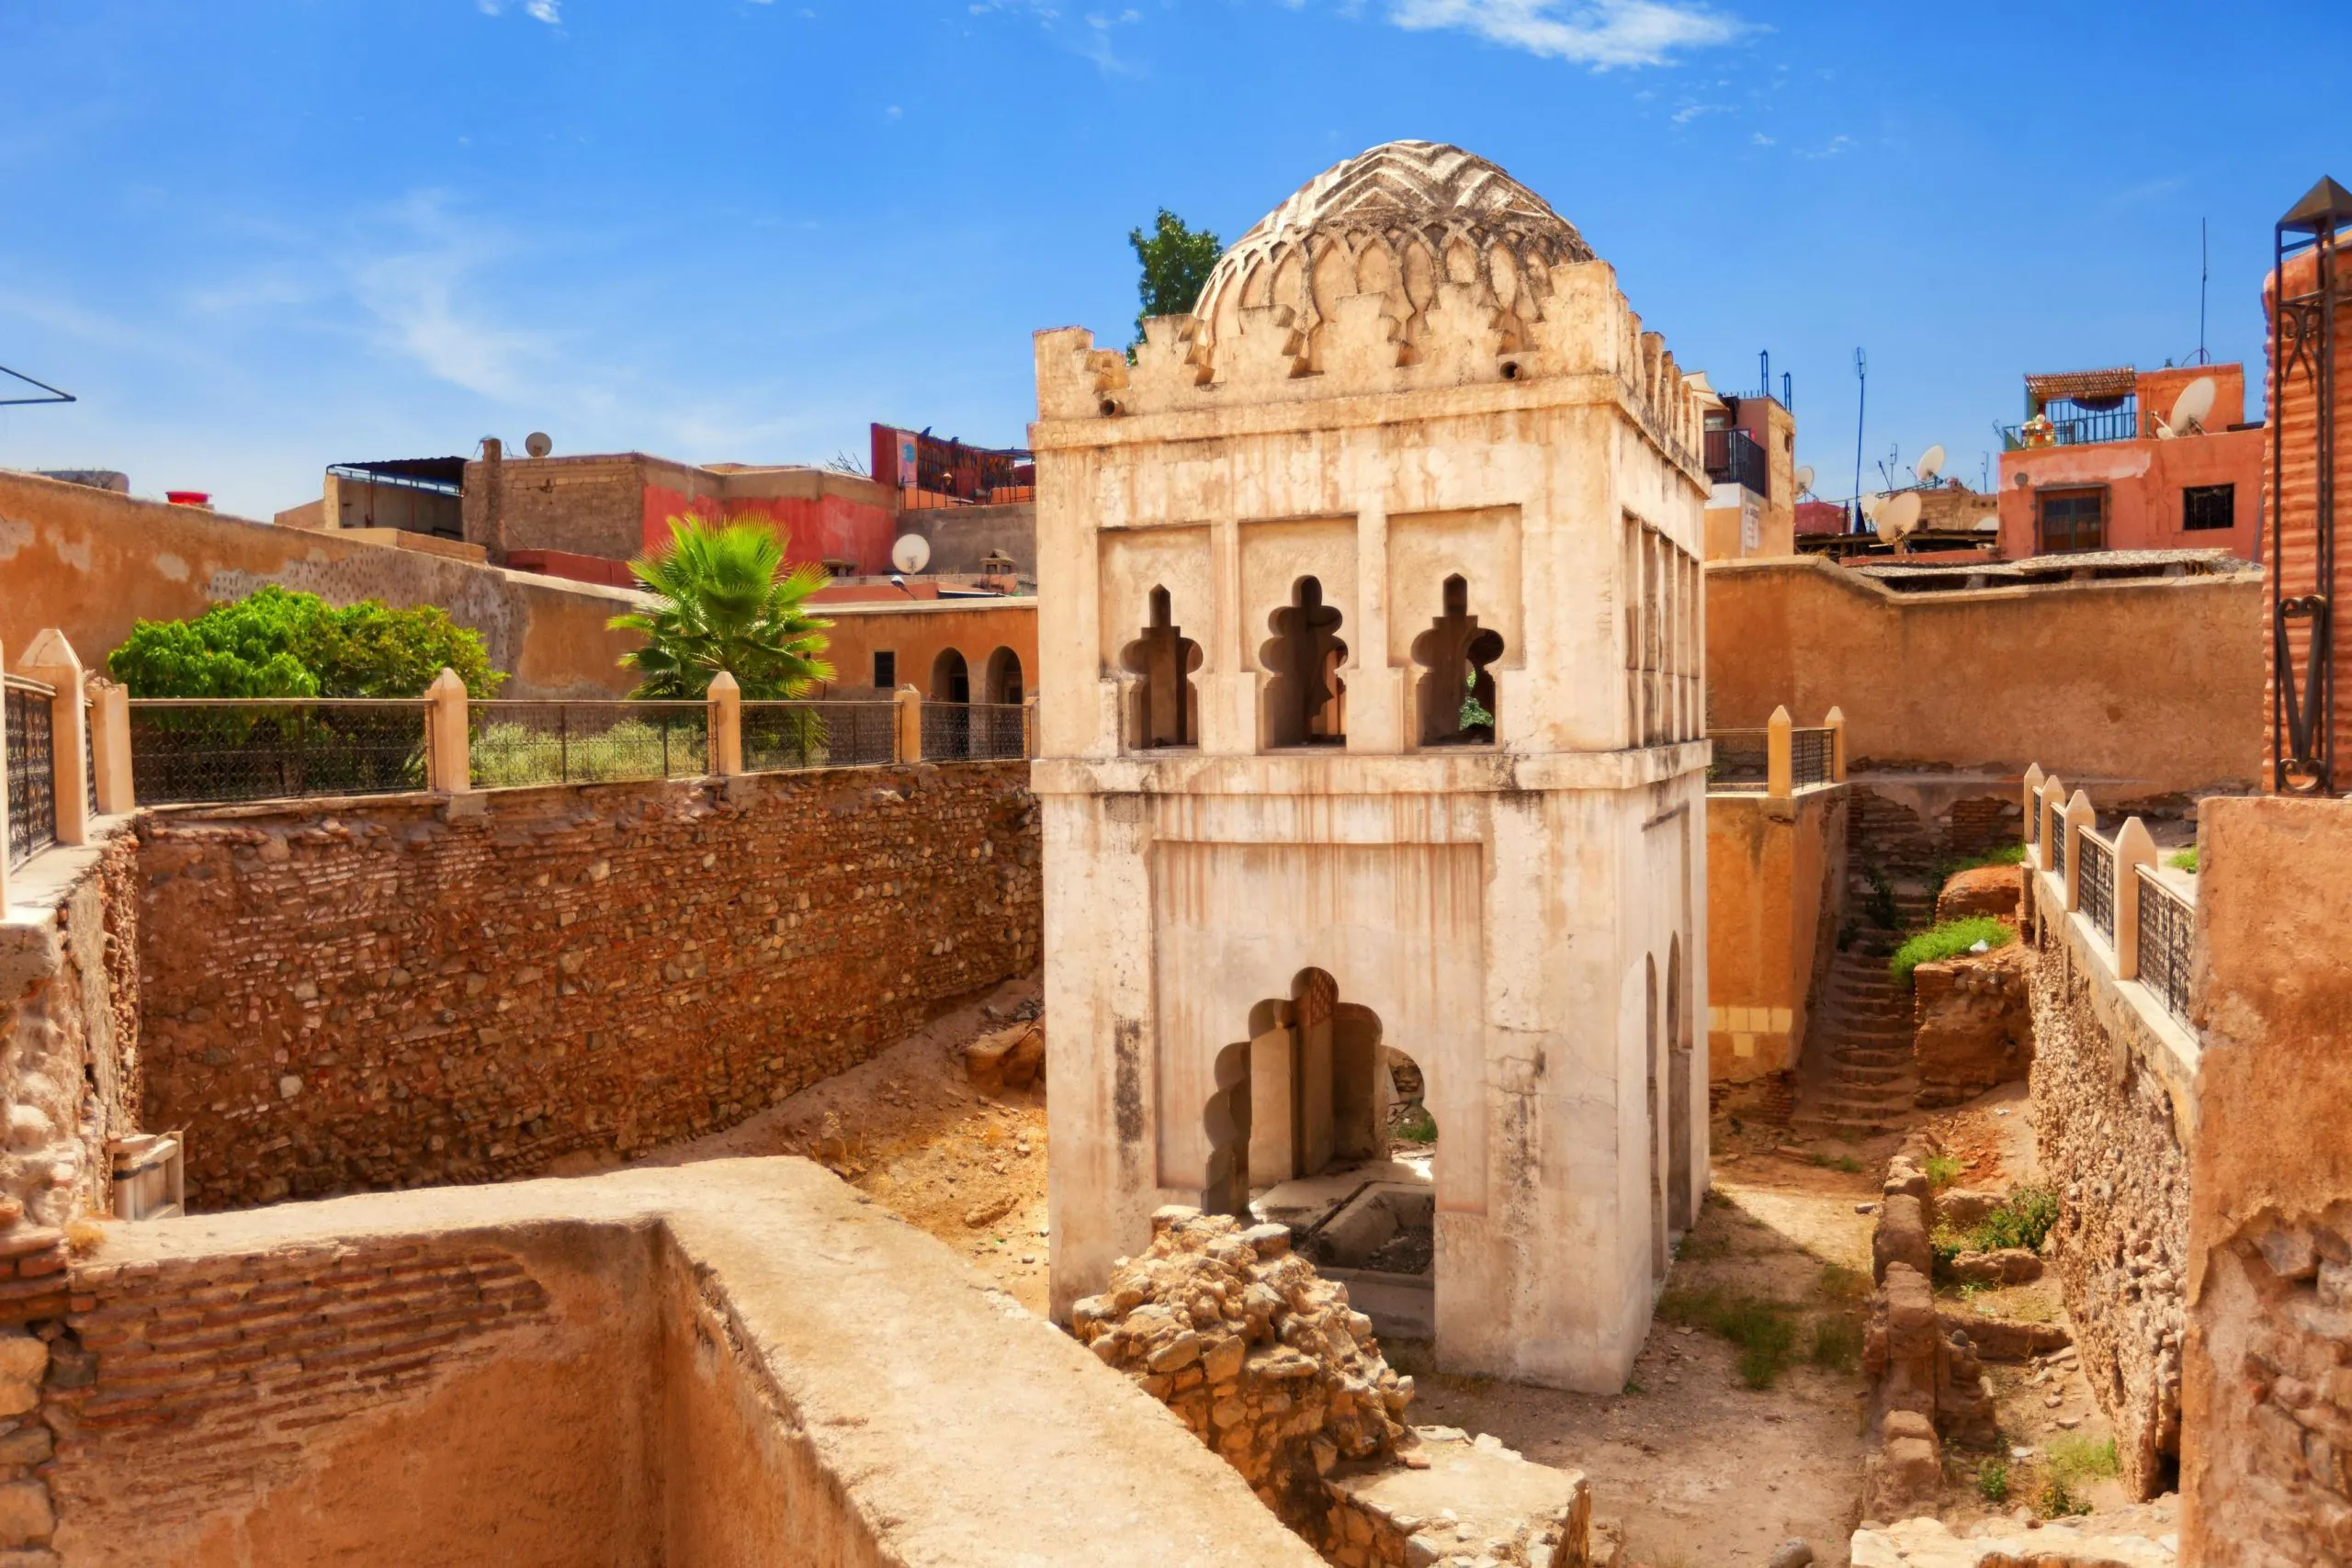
(2137, 869, 2196, 1027)
(1790, 728, 1832, 788)
(5, 681, 58, 869)
(2078, 831, 2116, 943)
(2053, 813, 2068, 882)
(2271, 176, 2352, 794)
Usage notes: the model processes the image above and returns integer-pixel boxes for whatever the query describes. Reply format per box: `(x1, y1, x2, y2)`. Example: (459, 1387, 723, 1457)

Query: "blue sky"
(2, 1, 2346, 519)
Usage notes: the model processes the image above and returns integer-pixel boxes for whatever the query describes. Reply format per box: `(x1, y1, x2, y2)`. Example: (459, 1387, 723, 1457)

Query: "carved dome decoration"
(1189, 141, 1595, 379)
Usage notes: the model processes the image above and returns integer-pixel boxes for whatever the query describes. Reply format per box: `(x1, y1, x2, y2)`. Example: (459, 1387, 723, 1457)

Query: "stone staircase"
(1792, 939, 1919, 1139)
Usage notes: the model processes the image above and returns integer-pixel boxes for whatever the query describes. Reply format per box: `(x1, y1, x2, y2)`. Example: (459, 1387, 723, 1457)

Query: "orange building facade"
(1996, 363, 2265, 562)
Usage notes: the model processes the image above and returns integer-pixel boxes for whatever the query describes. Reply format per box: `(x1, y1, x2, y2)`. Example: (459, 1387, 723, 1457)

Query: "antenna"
(2199, 217, 2211, 367)
(1851, 347, 1868, 536)
(1758, 349, 1770, 398)
(0, 364, 74, 408)
(1781, 370, 1792, 411)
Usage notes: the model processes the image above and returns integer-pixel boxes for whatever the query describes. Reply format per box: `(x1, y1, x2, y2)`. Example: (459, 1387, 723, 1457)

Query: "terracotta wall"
(817, 598, 1038, 702)
(135, 761, 1041, 1209)
(1706, 557, 2263, 795)
(0, 469, 641, 699)
(2181, 795, 2352, 1565)
(1704, 784, 1847, 1082)
(2263, 247, 2352, 788)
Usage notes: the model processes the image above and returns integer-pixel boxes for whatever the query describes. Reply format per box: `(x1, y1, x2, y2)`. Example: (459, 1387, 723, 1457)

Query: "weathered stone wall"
(0, 830, 143, 1308)
(136, 762, 1041, 1208)
(2183, 796, 2352, 1566)
(2026, 885, 2189, 1499)
(1910, 943, 2032, 1108)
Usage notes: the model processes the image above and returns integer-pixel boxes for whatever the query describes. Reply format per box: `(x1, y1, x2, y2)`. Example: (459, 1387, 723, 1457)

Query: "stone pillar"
(91, 683, 133, 816)
(2112, 816, 2157, 981)
(17, 631, 89, 847)
(1826, 705, 1847, 783)
(424, 668, 471, 795)
(2022, 763, 2045, 855)
(1024, 694, 1041, 759)
(1766, 705, 1793, 801)
(707, 671, 742, 777)
(895, 684, 923, 762)
(2062, 791, 2095, 912)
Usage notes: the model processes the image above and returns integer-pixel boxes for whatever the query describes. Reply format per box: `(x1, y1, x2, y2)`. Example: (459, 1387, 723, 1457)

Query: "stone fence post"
(424, 669, 471, 795)
(2112, 817, 2157, 980)
(2022, 763, 2045, 854)
(1825, 705, 1847, 782)
(707, 672, 742, 777)
(2038, 776, 2066, 873)
(1766, 705, 1793, 801)
(895, 684, 924, 763)
(18, 630, 90, 848)
(2062, 790, 2095, 912)
(91, 682, 133, 816)
(1025, 694, 1042, 760)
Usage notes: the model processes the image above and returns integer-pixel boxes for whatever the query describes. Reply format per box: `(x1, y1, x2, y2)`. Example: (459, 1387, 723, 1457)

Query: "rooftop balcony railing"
(1998, 403, 2145, 450)
(1707, 708, 1845, 795)
(1703, 427, 1770, 496)
(2025, 764, 2196, 1033)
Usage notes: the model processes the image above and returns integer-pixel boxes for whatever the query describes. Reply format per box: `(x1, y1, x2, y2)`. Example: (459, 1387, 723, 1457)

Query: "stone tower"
(1030, 141, 1711, 1390)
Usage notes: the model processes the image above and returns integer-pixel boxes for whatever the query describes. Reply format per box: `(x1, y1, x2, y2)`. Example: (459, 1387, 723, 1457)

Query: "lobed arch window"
(1260, 576, 1347, 748)
(1120, 586, 1202, 749)
(1411, 573, 1506, 747)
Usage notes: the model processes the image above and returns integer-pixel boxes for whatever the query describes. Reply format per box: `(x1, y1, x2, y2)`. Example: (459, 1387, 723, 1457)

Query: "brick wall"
(136, 761, 1041, 1208)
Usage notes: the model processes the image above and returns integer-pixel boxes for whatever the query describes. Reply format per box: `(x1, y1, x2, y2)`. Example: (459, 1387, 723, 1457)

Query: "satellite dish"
(1914, 444, 1947, 485)
(890, 535, 932, 574)
(1861, 491, 1888, 523)
(1974, 513, 2001, 532)
(1877, 491, 1924, 545)
(524, 431, 552, 457)
(1793, 464, 1815, 497)
(2163, 376, 2218, 438)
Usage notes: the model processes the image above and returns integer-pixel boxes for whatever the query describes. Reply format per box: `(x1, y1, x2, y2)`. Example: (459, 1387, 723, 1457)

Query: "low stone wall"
(30, 1160, 1324, 1566)
(1706, 784, 1848, 1083)
(136, 762, 1041, 1208)
(0, 829, 143, 1306)
(1910, 944, 2032, 1108)
(2025, 865, 2191, 1499)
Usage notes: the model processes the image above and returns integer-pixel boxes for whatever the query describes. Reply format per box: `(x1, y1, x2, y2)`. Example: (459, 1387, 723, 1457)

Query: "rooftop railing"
(1707, 707, 1844, 795)
(6, 677, 57, 870)
(1703, 427, 1770, 496)
(128, 698, 432, 806)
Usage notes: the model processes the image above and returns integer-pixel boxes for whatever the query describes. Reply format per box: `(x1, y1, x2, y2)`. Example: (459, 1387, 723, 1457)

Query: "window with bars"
(2182, 484, 2235, 532)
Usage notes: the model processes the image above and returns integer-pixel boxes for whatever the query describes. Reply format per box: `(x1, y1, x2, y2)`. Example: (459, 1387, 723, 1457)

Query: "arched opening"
(1260, 577, 1347, 749)
(1206, 970, 1432, 1339)
(928, 649, 970, 759)
(1411, 573, 1505, 746)
(1119, 585, 1202, 749)
(983, 647, 1023, 705)
(1668, 936, 1693, 1235)
(1647, 953, 1667, 1280)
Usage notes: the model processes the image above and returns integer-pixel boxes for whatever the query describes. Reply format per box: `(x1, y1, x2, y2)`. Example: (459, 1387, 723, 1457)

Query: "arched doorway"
(1205, 970, 1433, 1339)
(984, 647, 1023, 705)
(928, 648, 970, 759)
(1668, 937, 1693, 1235)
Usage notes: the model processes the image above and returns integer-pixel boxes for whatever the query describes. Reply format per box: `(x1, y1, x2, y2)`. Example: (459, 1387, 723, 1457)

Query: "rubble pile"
(1072, 1205, 1415, 1529)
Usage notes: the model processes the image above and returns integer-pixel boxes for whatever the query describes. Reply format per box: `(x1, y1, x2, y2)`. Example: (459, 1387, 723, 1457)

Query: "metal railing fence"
(127, 699, 431, 807)
(1708, 728, 1768, 788)
(920, 701, 1030, 761)
(2079, 830, 2116, 942)
(2053, 814, 2069, 881)
(2137, 869, 2195, 1026)
(6, 679, 57, 869)
(741, 701, 899, 773)
(1703, 427, 1770, 496)
(468, 700, 707, 789)
(1791, 728, 1832, 789)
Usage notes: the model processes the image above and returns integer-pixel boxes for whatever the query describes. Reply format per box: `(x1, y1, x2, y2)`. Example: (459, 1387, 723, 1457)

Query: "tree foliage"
(107, 585, 503, 698)
(1129, 208, 1221, 344)
(608, 517, 835, 699)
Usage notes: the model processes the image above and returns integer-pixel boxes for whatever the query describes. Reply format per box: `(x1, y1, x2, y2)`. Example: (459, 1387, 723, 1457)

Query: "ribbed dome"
(1185, 141, 1589, 373)
(1193, 141, 1591, 328)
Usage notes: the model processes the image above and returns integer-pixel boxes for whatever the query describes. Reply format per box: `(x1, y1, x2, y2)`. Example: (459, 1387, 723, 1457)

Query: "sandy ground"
(641, 974, 1055, 1312)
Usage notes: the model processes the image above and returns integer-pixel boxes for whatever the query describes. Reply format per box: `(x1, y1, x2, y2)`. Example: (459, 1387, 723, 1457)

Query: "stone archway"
(1668, 936, 1693, 1235)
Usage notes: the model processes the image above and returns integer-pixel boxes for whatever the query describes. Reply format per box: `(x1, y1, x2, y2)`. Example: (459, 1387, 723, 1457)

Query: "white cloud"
(1387, 0, 1747, 69)
(525, 0, 561, 22)
(345, 195, 550, 401)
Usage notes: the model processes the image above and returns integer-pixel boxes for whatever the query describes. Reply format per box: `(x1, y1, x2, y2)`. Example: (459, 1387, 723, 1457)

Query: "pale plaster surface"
(1031, 141, 1711, 1392)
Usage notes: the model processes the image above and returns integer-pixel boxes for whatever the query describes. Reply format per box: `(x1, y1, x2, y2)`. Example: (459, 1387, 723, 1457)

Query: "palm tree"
(608, 518, 836, 699)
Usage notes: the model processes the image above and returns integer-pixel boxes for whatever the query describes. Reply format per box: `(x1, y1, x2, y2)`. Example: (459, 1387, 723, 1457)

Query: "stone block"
(1911, 944, 2033, 1110)
(1874, 1196, 1932, 1285)
(1935, 864, 2022, 923)
(0, 1483, 51, 1547)
(1947, 1248, 2042, 1287)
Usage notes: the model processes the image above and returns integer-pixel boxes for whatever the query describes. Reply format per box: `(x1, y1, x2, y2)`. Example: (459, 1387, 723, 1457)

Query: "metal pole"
(1851, 348, 1868, 535)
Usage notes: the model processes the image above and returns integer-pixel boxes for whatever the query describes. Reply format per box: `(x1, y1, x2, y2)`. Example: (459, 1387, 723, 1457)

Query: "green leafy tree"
(1129, 208, 1222, 344)
(107, 585, 503, 697)
(608, 518, 835, 699)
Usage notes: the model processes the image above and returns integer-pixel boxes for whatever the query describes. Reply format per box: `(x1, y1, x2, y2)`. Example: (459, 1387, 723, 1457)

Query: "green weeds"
(1890, 917, 2016, 988)
(1977, 1457, 2009, 1504)
(1922, 1153, 1965, 1189)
